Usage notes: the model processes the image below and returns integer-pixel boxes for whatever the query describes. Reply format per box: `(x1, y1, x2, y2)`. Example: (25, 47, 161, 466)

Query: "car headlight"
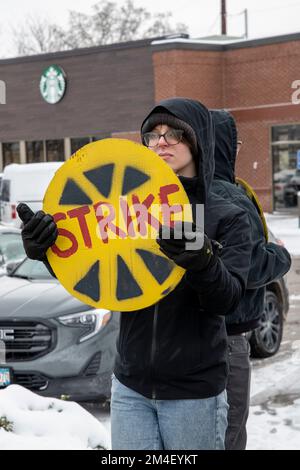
(58, 309, 111, 343)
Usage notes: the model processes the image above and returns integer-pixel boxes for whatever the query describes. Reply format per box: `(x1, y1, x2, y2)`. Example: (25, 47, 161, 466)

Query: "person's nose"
(157, 135, 168, 147)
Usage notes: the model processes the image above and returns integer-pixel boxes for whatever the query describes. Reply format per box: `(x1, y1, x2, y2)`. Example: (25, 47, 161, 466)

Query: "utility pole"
(244, 9, 249, 38)
(221, 0, 227, 35)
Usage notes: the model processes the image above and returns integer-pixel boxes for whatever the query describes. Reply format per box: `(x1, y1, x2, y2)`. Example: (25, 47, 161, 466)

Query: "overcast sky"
(1, 0, 300, 57)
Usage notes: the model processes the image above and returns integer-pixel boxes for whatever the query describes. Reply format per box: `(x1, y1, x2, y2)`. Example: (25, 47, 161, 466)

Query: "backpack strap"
(235, 177, 269, 242)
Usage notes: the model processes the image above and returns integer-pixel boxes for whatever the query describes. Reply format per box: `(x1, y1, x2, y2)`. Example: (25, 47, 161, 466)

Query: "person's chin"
(166, 162, 177, 172)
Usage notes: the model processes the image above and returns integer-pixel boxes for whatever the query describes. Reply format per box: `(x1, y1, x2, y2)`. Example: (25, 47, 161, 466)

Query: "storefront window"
(91, 134, 110, 142)
(272, 125, 300, 210)
(46, 139, 65, 161)
(26, 141, 45, 163)
(2, 142, 20, 168)
(272, 124, 300, 143)
(70, 137, 90, 154)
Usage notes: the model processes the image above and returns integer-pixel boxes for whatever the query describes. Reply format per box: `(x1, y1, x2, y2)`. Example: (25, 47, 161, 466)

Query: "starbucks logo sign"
(40, 65, 66, 104)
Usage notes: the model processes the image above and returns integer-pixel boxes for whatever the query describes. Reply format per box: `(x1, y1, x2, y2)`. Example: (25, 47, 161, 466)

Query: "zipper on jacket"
(150, 303, 159, 400)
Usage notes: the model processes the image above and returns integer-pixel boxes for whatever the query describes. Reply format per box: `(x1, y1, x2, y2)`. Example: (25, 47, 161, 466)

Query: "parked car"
(0, 257, 119, 402)
(0, 225, 26, 277)
(0, 162, 62, 228)
(283, 169, 300, 207)
(249, 229, 290, 358)
(274, 170, 294, 205)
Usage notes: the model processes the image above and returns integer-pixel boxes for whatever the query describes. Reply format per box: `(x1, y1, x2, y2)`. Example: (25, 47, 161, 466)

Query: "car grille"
(13, 372, 49, 391)
(0, 321, 54, 362)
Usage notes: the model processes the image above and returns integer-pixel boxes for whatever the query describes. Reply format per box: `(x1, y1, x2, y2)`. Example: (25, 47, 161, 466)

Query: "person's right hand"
(17, 203, 58, 261)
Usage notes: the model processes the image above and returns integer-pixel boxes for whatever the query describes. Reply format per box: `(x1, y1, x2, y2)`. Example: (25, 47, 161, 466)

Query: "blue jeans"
(111, 375, 228, 450)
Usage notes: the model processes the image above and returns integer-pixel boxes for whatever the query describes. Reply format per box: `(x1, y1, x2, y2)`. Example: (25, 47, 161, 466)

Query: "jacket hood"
(210, 109, 238, 184)
(141, 98, 215, 203)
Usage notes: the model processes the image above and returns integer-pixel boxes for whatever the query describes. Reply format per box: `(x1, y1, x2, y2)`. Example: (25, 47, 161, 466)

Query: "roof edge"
(0, 37, 155, 65)
(151, 31, 300, 51)
(1, 31, 300, 65)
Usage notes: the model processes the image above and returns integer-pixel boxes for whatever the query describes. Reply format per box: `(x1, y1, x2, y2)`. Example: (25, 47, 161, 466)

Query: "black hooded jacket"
(114, 98, 252, 400)
(211, 110, 291, 334)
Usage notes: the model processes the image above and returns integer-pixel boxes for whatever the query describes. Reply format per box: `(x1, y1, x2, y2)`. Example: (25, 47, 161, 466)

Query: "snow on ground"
(247, 400, 300, 450)
(265, 213, 300, 255)
(250, 340, 300, 401)
(0, 385, 110, 450)
(247, 339, 300, 450)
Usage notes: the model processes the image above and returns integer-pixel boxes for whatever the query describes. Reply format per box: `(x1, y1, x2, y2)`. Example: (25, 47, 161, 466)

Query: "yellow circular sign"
(43, 138, 192, 311)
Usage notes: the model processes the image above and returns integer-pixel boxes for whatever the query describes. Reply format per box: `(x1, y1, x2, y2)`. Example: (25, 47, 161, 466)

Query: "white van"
(0, 162, 63, 228)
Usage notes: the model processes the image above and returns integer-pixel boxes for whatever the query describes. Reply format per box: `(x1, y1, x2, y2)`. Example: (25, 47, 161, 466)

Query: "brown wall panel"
(0, 45, 155, 141)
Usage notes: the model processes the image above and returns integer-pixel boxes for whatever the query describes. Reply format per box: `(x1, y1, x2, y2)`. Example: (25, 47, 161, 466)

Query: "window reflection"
(2, 142, 20, 167)
(26, 141, 44, 163)
(272, 125, 300, 210)
(46, 140, 64, 161)
(91, 135, 109, 142)
(71, 137, 90, 154)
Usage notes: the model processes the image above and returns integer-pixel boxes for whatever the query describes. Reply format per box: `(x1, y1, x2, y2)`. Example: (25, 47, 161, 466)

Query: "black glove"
(157, 221, 217, 271)
(17, 203, 58, 261)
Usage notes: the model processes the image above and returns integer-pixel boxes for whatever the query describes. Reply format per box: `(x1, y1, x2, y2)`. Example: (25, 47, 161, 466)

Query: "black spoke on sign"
(121, 166, 150, 195)
(136, 249, 174, 285)
(74, 261, 100, 302)
(116, 255, 143, 300)
(84, 164, 114, 198)
(59, 178, 93, 205)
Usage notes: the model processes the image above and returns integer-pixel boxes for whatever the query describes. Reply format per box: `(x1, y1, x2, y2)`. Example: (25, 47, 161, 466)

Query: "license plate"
(0, 367, 11, 388)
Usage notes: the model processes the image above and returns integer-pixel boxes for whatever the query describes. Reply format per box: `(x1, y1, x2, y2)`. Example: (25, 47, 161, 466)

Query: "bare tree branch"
(12, 1, 189, 56)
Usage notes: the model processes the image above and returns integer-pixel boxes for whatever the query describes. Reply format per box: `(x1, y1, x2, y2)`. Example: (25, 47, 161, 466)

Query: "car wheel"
(284, 195, 294, 207)
(250, 290, 283, 358)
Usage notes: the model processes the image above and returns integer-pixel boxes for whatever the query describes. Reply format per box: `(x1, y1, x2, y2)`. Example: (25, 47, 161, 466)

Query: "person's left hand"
(156, 221, 215, 271)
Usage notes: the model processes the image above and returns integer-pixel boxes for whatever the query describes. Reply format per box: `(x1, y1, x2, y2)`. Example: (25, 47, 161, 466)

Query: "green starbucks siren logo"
(40, 65, 66, 104)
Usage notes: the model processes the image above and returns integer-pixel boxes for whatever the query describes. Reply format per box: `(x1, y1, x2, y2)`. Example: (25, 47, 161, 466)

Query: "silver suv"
(0, 258, 119, 402)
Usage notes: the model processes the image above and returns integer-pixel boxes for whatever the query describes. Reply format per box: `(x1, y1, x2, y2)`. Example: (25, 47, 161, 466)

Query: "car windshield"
(12, 258, 55, 280)
(0, 232, 26, 266)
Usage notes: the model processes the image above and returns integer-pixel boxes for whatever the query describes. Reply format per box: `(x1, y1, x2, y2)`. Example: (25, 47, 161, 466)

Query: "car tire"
(250, 290, 283, 358)
(283, 195, 294, 207)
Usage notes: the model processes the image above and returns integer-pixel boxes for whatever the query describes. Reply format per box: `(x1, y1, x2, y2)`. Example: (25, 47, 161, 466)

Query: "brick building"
(1, 33, 300, 212)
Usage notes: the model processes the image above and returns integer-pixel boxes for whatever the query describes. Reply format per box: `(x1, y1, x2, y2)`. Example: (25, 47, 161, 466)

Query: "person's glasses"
(143, 129, 184, 147)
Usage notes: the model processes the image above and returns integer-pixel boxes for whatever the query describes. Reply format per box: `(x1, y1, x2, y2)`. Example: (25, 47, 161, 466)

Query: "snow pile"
(265, 214, 300, 256)
(0, 385, 110, 450)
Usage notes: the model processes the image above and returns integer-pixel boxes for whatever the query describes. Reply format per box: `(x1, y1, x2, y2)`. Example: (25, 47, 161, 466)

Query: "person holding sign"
(18, 97, 252, 450)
